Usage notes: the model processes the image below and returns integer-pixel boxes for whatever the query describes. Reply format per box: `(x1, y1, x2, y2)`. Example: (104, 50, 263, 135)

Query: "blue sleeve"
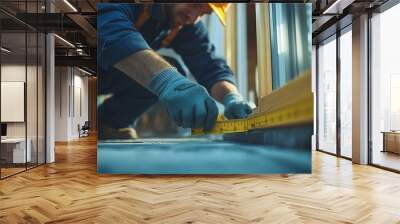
(170, 21, 237, 93)
(97, 4, 150, 71)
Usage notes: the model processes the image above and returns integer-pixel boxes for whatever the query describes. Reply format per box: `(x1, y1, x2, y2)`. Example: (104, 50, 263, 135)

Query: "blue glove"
(223, 93, 253, 119)
(149, 68, 219, 131)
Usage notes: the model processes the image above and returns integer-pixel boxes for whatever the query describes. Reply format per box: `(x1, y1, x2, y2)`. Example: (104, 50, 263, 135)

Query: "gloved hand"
(223, 92, 253, 119)
(149, 68, 219, 131)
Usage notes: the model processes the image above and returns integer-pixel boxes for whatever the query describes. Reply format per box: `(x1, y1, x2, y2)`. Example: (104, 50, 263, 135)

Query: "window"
(371, 3, 400, 171)
(339, 28, 352, 158)
(0, 1, 47, 179)
(317, 36, 337, 154)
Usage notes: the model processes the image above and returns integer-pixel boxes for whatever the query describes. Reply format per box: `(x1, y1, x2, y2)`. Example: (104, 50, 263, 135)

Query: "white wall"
(1, 65, 26, 140)
(72, 72, 89, 138)
(1, 63, 46, 164)
(1, 65, 26, 134)
(55, 67, 89, 141)
(55, 67, 69, 141)
(1, 65, 38, 138)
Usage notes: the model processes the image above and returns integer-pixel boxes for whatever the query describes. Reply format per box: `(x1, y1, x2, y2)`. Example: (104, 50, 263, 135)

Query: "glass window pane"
(38, 32, 45, 165)
(27, 31, 38, 169)
(317, 37, 337, 154)
(1, 31, 28, 177)
(1, 0, 46, 179)
(26, 0, 40, 169)
(339, 29, 352, 158)
(371, 3, 400, 171)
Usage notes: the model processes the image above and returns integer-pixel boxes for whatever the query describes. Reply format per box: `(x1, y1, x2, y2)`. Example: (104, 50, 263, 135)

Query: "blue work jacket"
(97, 3, 236, 94)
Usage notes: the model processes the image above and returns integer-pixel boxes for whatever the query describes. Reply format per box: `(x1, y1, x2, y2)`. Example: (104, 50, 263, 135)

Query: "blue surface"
(97, 139, 311, 174)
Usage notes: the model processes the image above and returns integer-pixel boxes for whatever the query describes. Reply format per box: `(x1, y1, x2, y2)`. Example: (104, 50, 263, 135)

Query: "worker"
(98, 3, 253, 140)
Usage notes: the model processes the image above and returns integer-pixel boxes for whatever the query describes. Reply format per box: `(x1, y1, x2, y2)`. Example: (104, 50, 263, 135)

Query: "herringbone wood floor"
(1, 135, 400, 224)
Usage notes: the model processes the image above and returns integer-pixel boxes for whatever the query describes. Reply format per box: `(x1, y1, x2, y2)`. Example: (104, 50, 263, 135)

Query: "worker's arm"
(97, 4, 152, 72)
(114, 50, 218, 131)
(170, 21, 252, 119)
(98, 4, 218, 130)
(211, 81, 252, 119)
(210, 80, 238, 102)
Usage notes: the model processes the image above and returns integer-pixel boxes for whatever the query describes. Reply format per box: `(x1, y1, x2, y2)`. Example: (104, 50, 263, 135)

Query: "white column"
(46, 1, 55, 163)
(46, 33, 55, 163)
(352, 14, 369, 164)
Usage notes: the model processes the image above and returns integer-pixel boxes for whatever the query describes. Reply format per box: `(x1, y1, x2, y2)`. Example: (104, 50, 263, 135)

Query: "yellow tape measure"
(192, 97, 313, 135)
(192, 72, 313, 135)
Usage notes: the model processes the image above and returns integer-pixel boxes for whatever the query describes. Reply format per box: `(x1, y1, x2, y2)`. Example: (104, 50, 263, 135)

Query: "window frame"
(315, 24, 353, 160)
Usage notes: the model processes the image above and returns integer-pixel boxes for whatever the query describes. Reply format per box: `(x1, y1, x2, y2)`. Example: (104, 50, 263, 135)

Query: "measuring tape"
(191, 96, 313, 135)
(192, 72, 313, 135)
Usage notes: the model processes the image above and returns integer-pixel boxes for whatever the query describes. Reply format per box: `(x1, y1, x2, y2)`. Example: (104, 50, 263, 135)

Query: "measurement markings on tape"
(192, 97, 313, 135)
(192, 72, 313, 135)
